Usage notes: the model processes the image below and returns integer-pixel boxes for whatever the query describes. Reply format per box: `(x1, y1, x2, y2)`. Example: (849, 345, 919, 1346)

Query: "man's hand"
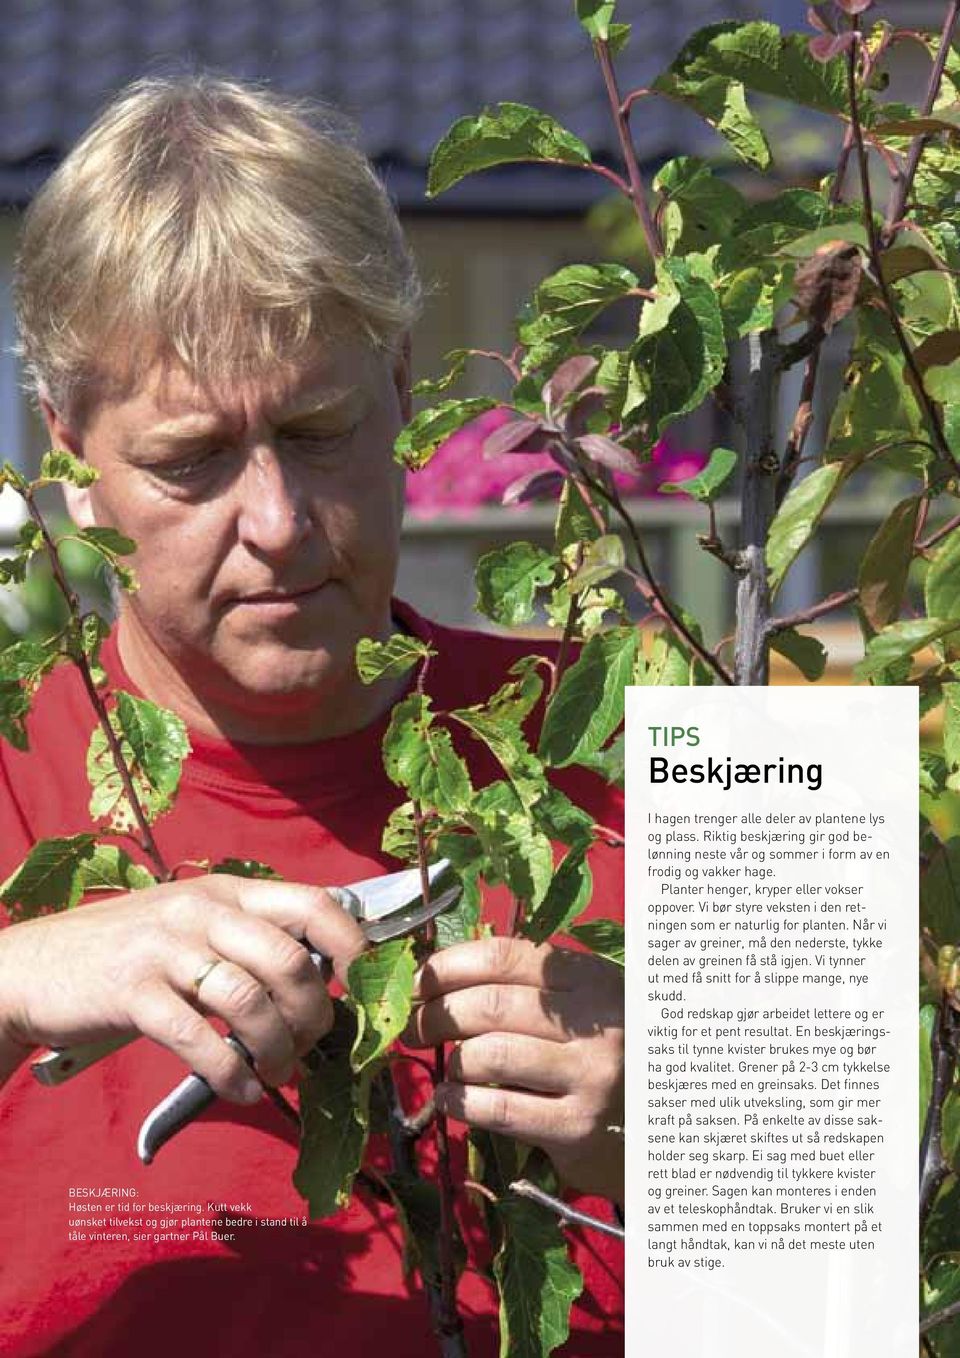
(405, 935, 624, 1202)
(0, 876, 367, 1097)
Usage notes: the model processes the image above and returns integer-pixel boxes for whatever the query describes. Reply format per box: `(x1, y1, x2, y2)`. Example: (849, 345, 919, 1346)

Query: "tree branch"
(508, 1180, 625, 1241)
(767, 588, 859, 635)
(883, 0, 960, 243)
(593, 37, 663, 259)
(734, 331, 780, 686)
(22, 489, 171, 882)
(920, 996, 960, 1234)
(776, 126, 855, 507)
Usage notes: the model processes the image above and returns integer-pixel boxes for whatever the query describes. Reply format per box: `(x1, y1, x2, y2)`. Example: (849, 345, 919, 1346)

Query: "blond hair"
(14, 73, 422, 423)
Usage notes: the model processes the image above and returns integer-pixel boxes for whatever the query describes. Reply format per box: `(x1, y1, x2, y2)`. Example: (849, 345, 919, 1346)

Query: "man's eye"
(282, 426, 355, 453)
(147, 448, 227, 483)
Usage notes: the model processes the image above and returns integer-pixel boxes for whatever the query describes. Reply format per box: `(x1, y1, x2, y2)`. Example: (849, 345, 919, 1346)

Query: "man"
(0, 75, 624, 1355)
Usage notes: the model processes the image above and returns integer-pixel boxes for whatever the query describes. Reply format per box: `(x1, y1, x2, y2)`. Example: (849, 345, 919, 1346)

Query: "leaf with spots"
(348, 937, 417, 1076)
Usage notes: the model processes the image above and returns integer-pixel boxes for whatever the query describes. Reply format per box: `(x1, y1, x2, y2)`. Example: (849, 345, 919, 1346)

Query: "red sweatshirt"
(0, 601, 624, 1356)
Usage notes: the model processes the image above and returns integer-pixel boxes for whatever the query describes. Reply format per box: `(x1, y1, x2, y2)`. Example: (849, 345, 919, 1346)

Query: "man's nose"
(236, 445, 312, 560)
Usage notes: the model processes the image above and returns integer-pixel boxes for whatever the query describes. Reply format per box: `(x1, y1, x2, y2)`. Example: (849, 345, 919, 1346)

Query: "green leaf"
(449, 710, 546, 809)
(825, 308, 934, 476)
(356, 634, 434, 685)
(539, 627, 637, 768)
(466, 782, 556, 908)
(769, 629, 828, 682)
(555, 480, 603, 554)
(395, 398, 497, 471)
(116, 692, 190, 804)
(79, 614, 110, 686)
(767, 464, 846, 593)
(718, 191, 861, 273)
(475, 543, 558, 627)
(412, 349, 470, 397)
(75, 526, 137, 557)
(0, 461, 29, 493)
(921, 1004, 936, 1138)
(653, 30, 771, 169)
(294, 1003, 368, 1218)
(922, 838, 960, 948)
(381, 1173, 467, 1289)
(381, 801, 421, 863)
(0, 682, 32, 750)
(945, 684, 960, 793)
(211, 858, 281, 879)
(606, 23, 630, 56)
(570, 733, 625, 789)
(854, 619, 960, 682)
(0, 834, 97, 918)
(348, 937, 417, 1075)
(576, 0, 616, 41)
(659, 22, 850, 116)
(76, 844, 156, 893)
(428, 103, 592, 198)
(382, 694, 473, 815)
(927, 527, 960, 623)
(493, 1197, 584, 1358)
(518, 263, 638, 372)
(87, 693, 190, 830)
(857, 496, 922, 632)
(0, 638, 61, 685)
(523, 847, 593, 945)
(720, 267, 776, 338)
(625, 256, 725, 443)
(38, 450, 98, 487)
(566, 919, 625, 967)
(653, 157, 746, 257)
(433, 852, 483, 948)
(566, 535, 625, 593)
(659, 446, 737, 502)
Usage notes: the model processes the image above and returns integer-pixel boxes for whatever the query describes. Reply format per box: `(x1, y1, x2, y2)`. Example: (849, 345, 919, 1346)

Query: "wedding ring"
(192, 958, 223, 998)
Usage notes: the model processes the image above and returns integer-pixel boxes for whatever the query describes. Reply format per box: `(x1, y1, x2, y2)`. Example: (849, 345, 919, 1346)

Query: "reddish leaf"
(858, 496, 922, 632)
(809, 32, 856, 63)
(567, 387, 609, 439)
(836, 0, 873, 13)
(543, 356, 599, 417)
(576, 434, 639, 475)
(482, 417, 548, 460)
(807, 6, 834, 35)
(793, 241, 862, 331)
(502, 469, 566, 505)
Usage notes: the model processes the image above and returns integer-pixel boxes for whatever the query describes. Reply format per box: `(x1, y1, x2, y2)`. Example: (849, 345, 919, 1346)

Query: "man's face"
(46, 336, 411, 741)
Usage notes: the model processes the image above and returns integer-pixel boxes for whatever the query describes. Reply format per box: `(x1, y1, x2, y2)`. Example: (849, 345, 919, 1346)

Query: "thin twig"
(734, 331, 780, 686)
(410, 793, 463, 1347)
(921, 1296, 960, 1338)
(918, 511, 960, 553)
(22, 490, 170, 882)
(883, 0, 960, 243)
(508, 1180, 625, 1241)
(767, 588, 859, 635)
(593, 38, 663, 259)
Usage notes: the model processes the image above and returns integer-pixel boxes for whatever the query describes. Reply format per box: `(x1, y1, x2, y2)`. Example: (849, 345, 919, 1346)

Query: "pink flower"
(404, 408, 706, 516)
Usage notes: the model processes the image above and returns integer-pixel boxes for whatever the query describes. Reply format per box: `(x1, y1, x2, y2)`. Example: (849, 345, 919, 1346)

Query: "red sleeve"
(0, 741, 33, 901)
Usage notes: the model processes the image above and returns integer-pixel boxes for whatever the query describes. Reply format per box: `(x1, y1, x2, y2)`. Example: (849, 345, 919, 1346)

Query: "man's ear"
(392, 334, 413, 425)
(39, 398, 97, 529)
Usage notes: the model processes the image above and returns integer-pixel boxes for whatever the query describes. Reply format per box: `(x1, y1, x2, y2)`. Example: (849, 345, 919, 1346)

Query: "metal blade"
(348, 858, 452, 922)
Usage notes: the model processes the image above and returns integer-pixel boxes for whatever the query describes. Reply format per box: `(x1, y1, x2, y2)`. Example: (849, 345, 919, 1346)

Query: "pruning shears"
(30, 859, 460, 1163)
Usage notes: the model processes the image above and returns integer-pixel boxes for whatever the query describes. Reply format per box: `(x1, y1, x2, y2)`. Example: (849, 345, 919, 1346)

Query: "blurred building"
(0, 1, 940, 635)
